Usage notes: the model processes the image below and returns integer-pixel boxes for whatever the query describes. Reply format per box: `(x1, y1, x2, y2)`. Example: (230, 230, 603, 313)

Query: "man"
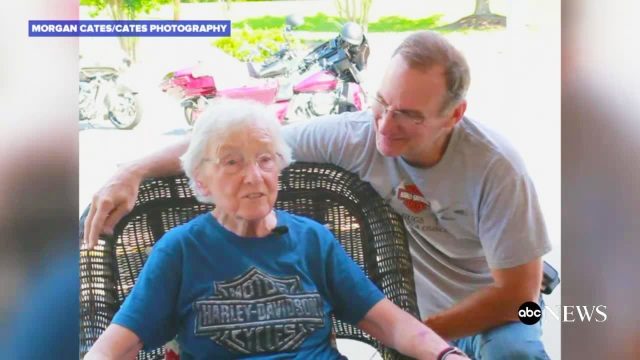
(84, 31, 551, 359)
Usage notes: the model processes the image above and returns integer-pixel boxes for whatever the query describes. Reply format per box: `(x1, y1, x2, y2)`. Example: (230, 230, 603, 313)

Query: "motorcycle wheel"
(184, 105, 196, 127)
(108, 91, 142, 130)
(79, 81, 97, 120)
(183, 101, 207, 127)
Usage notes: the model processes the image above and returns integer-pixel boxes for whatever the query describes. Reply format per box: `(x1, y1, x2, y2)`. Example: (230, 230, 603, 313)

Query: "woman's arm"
(84, 324, 143, 360)
(358, 299, 468, 360)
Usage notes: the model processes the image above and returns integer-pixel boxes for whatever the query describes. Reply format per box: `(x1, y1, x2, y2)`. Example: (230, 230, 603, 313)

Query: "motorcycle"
(245, 14, 305, 80)
(161, 21, 369, 126)
(79, 54, 143, 130)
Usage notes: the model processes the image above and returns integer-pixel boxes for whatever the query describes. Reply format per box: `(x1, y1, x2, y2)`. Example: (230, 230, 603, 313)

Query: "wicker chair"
(79, 162, 420, 359)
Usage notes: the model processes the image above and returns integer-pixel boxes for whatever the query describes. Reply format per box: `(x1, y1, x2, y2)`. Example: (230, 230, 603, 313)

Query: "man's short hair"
(393, 31, 470, 113)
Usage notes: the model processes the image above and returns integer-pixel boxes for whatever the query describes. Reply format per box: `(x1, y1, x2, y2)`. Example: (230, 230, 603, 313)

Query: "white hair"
(179, 99, 293, 203)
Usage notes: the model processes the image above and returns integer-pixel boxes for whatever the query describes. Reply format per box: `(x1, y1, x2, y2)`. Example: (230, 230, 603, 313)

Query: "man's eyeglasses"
(371, 95, 427, 125)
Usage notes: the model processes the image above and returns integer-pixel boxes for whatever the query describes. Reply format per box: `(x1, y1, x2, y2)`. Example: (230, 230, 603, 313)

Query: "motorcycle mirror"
(285, 14, 305, 29)
(340, 22, 364, 46)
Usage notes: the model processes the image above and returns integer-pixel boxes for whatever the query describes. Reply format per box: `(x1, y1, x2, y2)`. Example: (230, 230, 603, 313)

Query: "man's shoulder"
(284, 110, 372, 133)
(457, 117, 529, 176)
(317, 110, 372, 124)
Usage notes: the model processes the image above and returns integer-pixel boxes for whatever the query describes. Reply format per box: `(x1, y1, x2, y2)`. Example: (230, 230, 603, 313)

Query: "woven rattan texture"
(80, 163, 419, 359)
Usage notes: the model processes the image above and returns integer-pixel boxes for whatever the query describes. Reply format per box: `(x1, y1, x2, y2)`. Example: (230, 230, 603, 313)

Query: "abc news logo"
(518, 302, 607, 325)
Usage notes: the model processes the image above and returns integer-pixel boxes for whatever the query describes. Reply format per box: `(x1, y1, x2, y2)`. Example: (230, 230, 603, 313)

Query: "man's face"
(373, 55, 463, 166)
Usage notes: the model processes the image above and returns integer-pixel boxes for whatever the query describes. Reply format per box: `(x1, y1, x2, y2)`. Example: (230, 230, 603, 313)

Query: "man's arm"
(83, 137, 189, 248)
(283, 111, 371, 173)
(358, 299, 468, 360)
(83, 112, 360, 249)
(424, 257, 543, 341)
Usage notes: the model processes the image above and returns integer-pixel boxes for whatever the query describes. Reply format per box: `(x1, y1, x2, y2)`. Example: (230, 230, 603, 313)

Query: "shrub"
(213, 26, 305, 62)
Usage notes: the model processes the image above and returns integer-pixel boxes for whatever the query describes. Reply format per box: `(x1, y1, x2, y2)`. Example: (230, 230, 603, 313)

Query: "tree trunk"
(107, 1, 138, 62)
(360, 0, 372, 32)
(437, 0, 505, 31)
(173, 0, 180, 21)
(335, 0, 372, 32)
(219, 0, 232, 12)
(474, 0, 492, 16)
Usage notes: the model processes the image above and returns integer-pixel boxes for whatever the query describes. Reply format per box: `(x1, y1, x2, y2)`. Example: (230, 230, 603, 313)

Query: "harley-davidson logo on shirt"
(193, 267, 324, 354)
(397, 183, 430, 214)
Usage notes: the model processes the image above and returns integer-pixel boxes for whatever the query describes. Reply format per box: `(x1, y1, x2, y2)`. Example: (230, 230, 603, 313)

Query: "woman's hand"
(357, 299, 469, 360)
(84, 324, 143, 359)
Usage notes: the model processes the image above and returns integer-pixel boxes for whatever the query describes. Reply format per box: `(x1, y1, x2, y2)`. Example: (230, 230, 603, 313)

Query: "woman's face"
(196, 125, 280, 222)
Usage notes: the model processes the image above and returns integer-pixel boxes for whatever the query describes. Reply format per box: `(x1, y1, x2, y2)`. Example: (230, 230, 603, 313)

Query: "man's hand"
(82, 137, 191, 248)
(83, 165, 144, 249)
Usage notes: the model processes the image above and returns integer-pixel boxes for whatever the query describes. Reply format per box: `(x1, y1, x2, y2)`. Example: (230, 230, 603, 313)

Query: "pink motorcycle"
(161, 22, 369, 126)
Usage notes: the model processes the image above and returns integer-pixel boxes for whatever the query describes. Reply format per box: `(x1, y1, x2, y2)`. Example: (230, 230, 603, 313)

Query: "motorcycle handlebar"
(312, 36, 367, 61)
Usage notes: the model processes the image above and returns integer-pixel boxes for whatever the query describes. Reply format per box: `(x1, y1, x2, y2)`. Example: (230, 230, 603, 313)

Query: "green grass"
(234, 13, 344, 32)
(215, 11, 501, 61)
(368, 15, 443, 32)
(233, 12, 446, 33)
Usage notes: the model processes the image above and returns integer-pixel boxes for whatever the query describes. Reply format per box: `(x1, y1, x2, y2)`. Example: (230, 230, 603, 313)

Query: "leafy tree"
(82, 0, 171, 61)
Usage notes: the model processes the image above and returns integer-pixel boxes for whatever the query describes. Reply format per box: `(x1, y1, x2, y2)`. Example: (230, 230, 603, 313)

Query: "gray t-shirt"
(283, 111, 552, 317)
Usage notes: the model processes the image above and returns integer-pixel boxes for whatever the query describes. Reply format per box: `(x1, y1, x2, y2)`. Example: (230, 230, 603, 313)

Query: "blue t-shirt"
(112, 210, 385, 359)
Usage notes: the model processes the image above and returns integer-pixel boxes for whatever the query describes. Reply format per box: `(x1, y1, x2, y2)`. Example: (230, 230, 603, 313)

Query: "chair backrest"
(80, 163, 419, 359)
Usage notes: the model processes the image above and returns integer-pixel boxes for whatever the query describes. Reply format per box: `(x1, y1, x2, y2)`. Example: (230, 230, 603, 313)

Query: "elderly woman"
(85, 99, 467, 360)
